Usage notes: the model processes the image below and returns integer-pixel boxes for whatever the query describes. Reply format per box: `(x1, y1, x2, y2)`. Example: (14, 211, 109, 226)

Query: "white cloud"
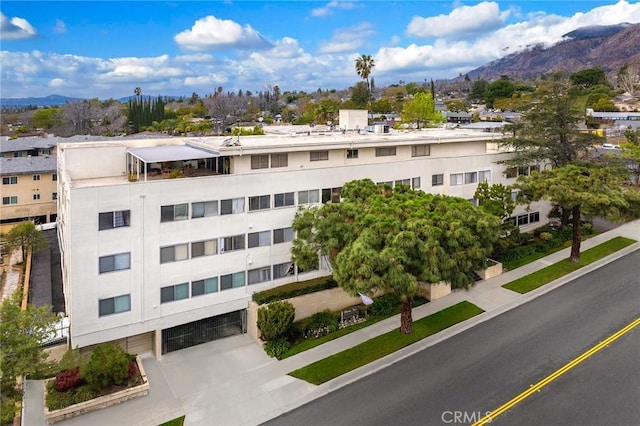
(407, 2, 509, 39)
(53, 19, 67, 34)
(49, 78, 65, 88)
(318, 23, 375, 53)
(311, 1, 358, 18)
(0, 13, 37, 40)
(174, 15, 272, 51)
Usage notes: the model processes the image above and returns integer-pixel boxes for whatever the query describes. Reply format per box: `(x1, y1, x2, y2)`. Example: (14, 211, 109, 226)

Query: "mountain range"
(466, 22, 640, 81)
(2, 23, 639, 107)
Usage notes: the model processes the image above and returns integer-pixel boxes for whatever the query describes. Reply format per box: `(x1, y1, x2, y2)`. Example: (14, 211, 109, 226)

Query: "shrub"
(81, 344, 129, 392)
(539, 232, 553, 241)
(369, 294, 399, 316)
(127, 361, 139, 380)
(54, 367, 83, 392)
(46, 380, 74, 410)
(304, 311, 339, 338)
(264, 336, 291, 359)
(257, 301, 295, 341)
(1, 396, 16, 426)
(252, 277, 338, 305)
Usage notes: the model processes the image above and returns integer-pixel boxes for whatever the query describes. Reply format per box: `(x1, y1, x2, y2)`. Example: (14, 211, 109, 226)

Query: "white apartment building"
(57, 127, 548, 356)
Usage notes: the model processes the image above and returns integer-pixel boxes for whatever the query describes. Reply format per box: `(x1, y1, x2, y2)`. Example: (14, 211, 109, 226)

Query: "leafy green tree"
(257, 301, 295, 341)
(469, 78, 488, 103)
(474, 182, 515, 222)
(355, 54, 375, 109)
(401, 92, 444, 129)
(570, 67, 607, 88)
(621, 130, 640, 185)
(4, 222, 47, 262)
(292, 179, 500, 334)
(0, 292, 58, 391)
(350, 81, 370, 109)
(515, 165, 628, 262)
(31, 108, 61, 129)
(484, 77, 516, 108)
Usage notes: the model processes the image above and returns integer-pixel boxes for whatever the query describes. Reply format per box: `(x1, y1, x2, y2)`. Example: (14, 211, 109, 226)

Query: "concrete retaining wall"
(44, 356, 149, 424)
(477, 260, 503, 280)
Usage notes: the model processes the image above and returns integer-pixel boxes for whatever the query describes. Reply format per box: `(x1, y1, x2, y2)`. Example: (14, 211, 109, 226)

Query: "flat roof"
(127, 144, 220, 163)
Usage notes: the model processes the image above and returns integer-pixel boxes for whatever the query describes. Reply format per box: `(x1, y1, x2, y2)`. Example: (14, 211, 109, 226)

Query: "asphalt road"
(265, 250, 640, 426)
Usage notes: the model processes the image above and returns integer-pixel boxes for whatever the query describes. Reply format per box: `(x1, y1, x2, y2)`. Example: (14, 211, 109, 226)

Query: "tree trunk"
(570, 205, 582, 263)
(560, 207, 571, 230)
(400, 297, 414, 334)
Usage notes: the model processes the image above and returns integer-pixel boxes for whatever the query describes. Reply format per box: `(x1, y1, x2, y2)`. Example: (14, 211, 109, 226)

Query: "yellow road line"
(473, 317, 640, 426)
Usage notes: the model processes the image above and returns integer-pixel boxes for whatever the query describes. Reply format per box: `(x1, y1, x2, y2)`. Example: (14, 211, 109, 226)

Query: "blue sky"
(1, 1, 639, 99)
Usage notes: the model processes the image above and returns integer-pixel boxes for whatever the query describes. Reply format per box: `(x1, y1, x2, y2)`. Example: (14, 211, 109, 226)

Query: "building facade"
(57, 128, 549, 356)
(1, 137, 59, 231)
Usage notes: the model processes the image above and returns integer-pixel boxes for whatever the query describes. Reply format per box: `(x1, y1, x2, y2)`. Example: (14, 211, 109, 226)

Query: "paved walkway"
(24, 221, 640, 426)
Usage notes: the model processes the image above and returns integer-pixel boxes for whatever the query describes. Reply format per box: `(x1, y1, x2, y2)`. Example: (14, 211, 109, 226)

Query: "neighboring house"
(57, 127, 550, 357)
(445, 112, 472, 124)
(1, 137, 59, 231)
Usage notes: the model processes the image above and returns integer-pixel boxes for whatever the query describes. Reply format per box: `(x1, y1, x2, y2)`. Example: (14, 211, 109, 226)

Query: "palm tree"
(355, 54, 375, 110)
(134, 87, 142, 97)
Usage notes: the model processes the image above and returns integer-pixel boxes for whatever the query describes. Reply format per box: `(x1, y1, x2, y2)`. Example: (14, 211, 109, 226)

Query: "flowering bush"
(54, 367, 83, 392)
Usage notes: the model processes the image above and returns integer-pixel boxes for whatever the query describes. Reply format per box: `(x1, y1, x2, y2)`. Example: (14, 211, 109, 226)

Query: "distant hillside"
(466, 23, 640, 81)
(0, 94, 85, 107)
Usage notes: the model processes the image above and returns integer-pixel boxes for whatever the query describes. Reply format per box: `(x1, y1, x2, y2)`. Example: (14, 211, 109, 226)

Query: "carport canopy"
(127, 144, 220, 180)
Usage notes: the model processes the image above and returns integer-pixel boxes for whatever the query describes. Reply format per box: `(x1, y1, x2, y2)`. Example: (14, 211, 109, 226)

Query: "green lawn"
(503, 237, 636, 294)
(289, 301, 483, 385)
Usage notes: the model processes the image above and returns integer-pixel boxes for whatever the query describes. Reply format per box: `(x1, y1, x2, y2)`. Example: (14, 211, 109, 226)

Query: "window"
(529, 212, 540, 223)
(412, 177, 421, 189)
(99, 210, 131, 230)
(432, 174, 444, 186)
(2, 176, 17, 185)
(192, 201, 218, 218)
(220, 198, 244, 215)
(375, 147, 396, 157)
(99, 294, 131, 316)
(347, 149, 358, 159)
(33, 193, 41, 200)
(160, 283, 189, 303)
(13, 152, 23, 158)
(220, 272, 245, 290)
(99, 252, 131, 273)
(33, 174, 41, 181)
(2, 196, 18, 205)
(298, 189, 320, 204)
(52, 173, 57, 181)
(530, 165, 540, 174)
(248, 267, 271, 285)
(395, 179, 410, 187)
(249, 195, 270, 211)
(273, 262, 295, 279)
(412, 145, 430, 157)
(161, 203, 188, 222)
(274, 227, 294, 244)
(479, 170, 491, 182)
(518, 166, 530, 177)
(191, 239, 217, 258)
(517, 214, 529, 226)
(464, 172, 478, 184)
(274, 192, 294, 208)
(506, 168, 517, 179)
(310, 151, 329, 161)
(248, 231, 271, 248)
(220, 235, 245, 253)
(192, 277, 218, 296)
(322, 187, 341, 204)
(160, 244, 188, 263)
(271, 153, 288, 168)
(52, 192, 58, 200)
(510, 191, 519, 201)
(251, 155, 269, 169)
(450, 173, 463, 186)
(41, 148, 51, 155)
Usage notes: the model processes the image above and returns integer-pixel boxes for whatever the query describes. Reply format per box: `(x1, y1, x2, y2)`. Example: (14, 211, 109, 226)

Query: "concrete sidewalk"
(25, 220, 639, 426)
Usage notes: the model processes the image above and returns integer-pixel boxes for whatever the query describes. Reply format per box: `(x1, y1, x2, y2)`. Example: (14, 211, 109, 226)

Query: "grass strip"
(503, 236, 636, 294)
(288, 301, 483, 385)
(158, 415, 185, 426)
